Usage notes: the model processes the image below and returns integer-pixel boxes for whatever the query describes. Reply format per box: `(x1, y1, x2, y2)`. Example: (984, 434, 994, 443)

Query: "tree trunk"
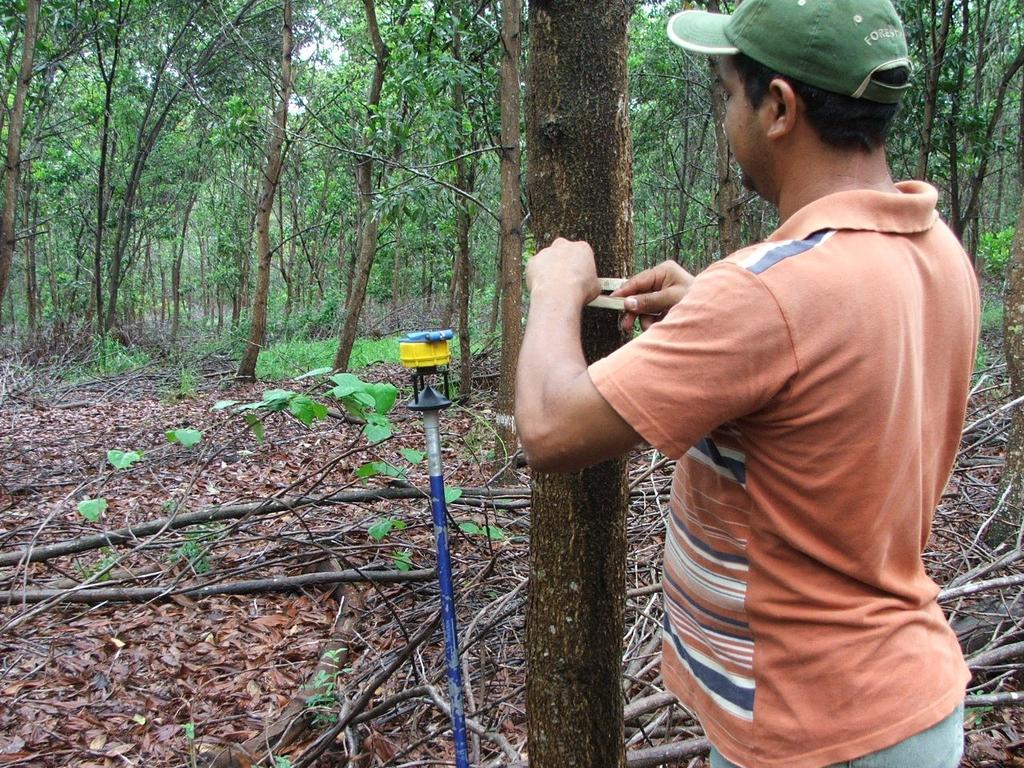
(494, 0, 525, 461)
(0, 0, 40, 328)
(334, 0, 389, 371)
(24, 170, 37, 338)
(915, 0, 955, 179)
(172, 193, 197, 341)
(1000, 192, 1024, 540)
(237, 0, 294, 380)
(707, 1, 741, 257)
(524, 3, 634, 766)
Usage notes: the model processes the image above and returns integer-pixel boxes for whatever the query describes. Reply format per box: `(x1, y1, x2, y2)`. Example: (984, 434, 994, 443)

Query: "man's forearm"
(516, 287, 588, 440)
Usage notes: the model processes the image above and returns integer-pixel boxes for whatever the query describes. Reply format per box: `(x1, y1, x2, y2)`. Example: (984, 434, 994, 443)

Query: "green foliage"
(981, 298, 1004, 335)
(367, 517, 407, 542)
(393, 549, 413, 571)
(107, 449, 144, 470)
(978, 226, 1016, 277)
(169, 524, 222, 575)
(166, 428, 203, 447)
(302, 669, 341, 727)
(71, 335, 151, 380)
(327, 373, 398, 443)
(161, 367, 200, 402)
(77, 498, 108, 521)
(444, 487, 463, 504)
(75, 547, 118, 581)
(356, 461, 406, 479)
(458, 521, 505, 541)
(253, 337, 399, 382)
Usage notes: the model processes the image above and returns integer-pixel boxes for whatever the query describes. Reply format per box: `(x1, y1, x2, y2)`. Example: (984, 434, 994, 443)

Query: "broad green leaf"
(212, 399, 239, 411)
(261, 389, 295, 411)
(458, 521, 481, 535)
(356, 461, 406, 480)
(107, 450, 143, 470)
(366, 383, 398, 415)
(244, 413, 265, 442)
(444, 487, 463, 504)
(393, 550, 413, 572)
(288, 395, 328, 426)
(78, 498, 108, 521)
(296, 367, 333, 380)
(166, 428, 202, 447)
(368, 517, 406, 542)
(400, 448, 425, 464)
(328, 373, 363, 398)
(486, 525, 505, 541)
(363, 414, 392, 444)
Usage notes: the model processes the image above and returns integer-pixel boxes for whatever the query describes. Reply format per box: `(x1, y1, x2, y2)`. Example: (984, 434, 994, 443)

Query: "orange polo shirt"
(589, 182, 978, 768)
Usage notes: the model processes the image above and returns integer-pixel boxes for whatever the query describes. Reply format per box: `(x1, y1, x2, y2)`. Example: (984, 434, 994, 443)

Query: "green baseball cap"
(667, 0, 911, 104)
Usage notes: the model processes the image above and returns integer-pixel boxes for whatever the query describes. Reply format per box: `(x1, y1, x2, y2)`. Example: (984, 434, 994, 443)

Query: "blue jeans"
(709, 702, 964, 768)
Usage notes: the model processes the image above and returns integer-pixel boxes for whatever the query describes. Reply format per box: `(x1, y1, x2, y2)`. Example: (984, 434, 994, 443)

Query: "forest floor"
(0, 346, 1023, 768)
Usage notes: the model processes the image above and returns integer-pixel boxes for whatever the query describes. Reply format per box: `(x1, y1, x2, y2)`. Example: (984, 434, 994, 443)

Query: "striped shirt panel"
(663, 433, 755, 720)
(738, 229, 836, 274)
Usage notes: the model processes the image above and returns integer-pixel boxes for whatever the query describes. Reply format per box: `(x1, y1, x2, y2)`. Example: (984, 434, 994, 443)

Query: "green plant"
(393, 549, 413, 571)
(458, 521, 505, 540)
(302, 669, 340, 727)
(169, 524, 223, 575)
(161, 366, 200, 402)
(107, 449, 144, 470)
(166, 428, 203, 447)
(978, 226, 1015, 277)
(980, 298, 1004, 335)
(75, 547, 118, 581)
(368, 517, 407, 542)
(77, 497, 108, 521)
(183, 722, 198, 768)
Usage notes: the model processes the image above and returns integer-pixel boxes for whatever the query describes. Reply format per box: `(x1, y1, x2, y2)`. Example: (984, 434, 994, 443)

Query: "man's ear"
(764, 77, 798, 140)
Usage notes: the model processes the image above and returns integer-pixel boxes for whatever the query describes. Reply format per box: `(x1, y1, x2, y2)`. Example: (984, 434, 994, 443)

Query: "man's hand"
(526, 237, 601, 307)
(612, 260, 695, 332)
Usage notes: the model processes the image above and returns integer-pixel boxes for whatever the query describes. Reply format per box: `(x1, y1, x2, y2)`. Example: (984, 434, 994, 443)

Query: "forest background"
(1, 0, 1019, 377)
(2, 0, 1024, 767)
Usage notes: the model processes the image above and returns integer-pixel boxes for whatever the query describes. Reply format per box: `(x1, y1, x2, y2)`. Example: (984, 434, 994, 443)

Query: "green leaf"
(368, 517, 406, 542)
(78, 498, 108, 521)
(400, 448, 425, 464)
(261, 389, 295, 411)
(363, 413, 392, 444)
(444, 487, 463, 504)
(366, 383, 398, 415)
(485, 525, 505, 541)
(107, 449, 144, 470)
(183, 722, 196, 741)
(288, 395, 328, 426)
(356, 461, 407, 480)
(458, 521, 481, 535)
(328, 373, 363, 398)
(296, 367, 333, 380)
(212, 399, 239, 411)
(166, 428, 202, 447)
(244, 413, 265, 442)
(393, 550, 413, 572)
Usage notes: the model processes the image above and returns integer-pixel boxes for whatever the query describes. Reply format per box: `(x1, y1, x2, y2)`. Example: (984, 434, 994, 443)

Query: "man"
(514, 1, 979, 767)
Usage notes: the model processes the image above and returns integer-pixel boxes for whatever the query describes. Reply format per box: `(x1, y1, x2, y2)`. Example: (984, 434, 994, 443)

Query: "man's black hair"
(731, 53, 908, 152)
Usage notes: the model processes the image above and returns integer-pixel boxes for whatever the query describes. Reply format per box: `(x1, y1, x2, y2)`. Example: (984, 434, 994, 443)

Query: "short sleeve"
(588, 262, 797, 458)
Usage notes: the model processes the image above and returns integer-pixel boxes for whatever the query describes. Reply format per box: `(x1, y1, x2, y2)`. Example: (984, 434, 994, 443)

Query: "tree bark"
(914, 0, 955, 179)
(494, 0, 525, 462)
(0, 0, 40, 328)
(237, 0, 294, 380)
(172, 193, 197, 341)
(334, 0, 389, 371)
(707, 0, 742, 257)
(524, 2, 634, 766)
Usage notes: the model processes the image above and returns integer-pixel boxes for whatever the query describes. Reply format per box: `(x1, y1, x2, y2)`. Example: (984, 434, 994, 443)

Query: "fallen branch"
(0, 568, 433, 605)
(626, 736, 710, 767)
(939, 573, 1024, 601)
(968, 641, 1024, 669)
(0, 486, 527, 567)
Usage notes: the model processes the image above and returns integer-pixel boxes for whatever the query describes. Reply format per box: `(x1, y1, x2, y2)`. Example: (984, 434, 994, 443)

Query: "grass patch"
(255, 337, 399, 380)
(981, 297, 1003, 335)
(65, 334, 151, 381)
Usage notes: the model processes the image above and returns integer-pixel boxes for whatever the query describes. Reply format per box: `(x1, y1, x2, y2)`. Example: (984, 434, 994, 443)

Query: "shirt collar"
(768, 181, 940, 242)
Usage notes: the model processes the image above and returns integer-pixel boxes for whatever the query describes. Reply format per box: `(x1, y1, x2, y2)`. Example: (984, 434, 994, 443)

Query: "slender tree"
(494, 0, 525, 463)
(237, 0, 294, 380)
(524, 2, 635, 766)
(0, 0, 41, 327)
(334, 0, 388, 371)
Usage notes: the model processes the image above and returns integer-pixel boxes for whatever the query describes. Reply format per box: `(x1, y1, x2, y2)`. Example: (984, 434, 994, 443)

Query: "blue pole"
(422, 408, 471, 768)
